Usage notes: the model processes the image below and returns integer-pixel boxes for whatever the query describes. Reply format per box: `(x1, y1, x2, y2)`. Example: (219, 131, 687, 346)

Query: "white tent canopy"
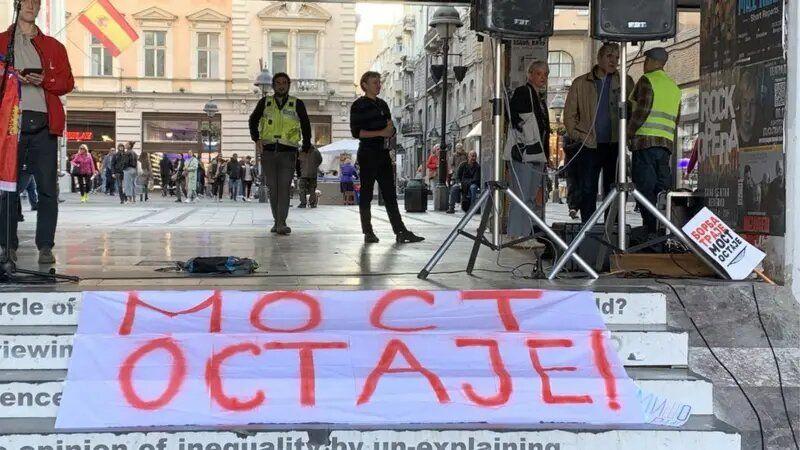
(318, 139, 359, 176)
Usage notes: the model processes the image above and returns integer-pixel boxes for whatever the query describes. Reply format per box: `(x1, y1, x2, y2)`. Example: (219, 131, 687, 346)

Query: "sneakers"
(38, 247, 55, 265)
(270, 225, 278, 233)
(80, 194, 88, 203)
(446, 207, 455, 214)
(569, 209, 579, 220)
(396, 231, 425, 244)
(298, 203, 307, 209)
(276, 226, 292, 235)
(1, 248, 17, 263)
(364, 232, 380, 244)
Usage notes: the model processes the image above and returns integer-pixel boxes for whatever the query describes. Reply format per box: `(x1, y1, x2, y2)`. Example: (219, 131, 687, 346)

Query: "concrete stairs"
(0, 290, 741, 450)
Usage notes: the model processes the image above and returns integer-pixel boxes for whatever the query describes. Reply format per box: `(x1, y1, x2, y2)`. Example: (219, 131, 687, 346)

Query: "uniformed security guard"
(249, 73, 312, 235)
(628, 48, 681, 233)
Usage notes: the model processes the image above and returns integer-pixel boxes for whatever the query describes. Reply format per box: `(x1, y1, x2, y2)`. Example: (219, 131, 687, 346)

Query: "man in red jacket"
(0, 0, 74, 265)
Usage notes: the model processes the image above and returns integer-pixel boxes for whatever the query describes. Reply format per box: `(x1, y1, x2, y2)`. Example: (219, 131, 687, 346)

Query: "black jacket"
(159, 157, 172, 178)
(509, 83, 551, 160)
(227, 159, 241, 179)
(455, 161, 481, 187)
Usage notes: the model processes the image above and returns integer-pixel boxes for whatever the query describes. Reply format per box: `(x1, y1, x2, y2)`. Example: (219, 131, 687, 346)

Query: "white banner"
(58, 290, 654, 429)
(683, 207, 766, 280)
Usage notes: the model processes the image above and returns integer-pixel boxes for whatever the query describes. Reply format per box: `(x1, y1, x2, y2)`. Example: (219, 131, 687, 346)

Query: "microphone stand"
(0, 1, 78, 284)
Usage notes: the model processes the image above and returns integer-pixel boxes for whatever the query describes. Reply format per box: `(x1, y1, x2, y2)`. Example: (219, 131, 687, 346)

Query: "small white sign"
(0, 335, 73, 370)
(0, 293, 81, 326)
(0, 382, 62, 418)
(682, 207, 766, 280)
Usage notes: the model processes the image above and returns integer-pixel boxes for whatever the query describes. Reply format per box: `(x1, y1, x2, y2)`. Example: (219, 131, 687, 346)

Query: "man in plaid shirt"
(627, 48, 682, 233)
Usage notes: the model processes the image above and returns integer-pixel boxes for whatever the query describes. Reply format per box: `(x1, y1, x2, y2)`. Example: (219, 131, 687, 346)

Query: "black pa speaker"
(591, 0, 677, 42)
(470, 0, 554, 38)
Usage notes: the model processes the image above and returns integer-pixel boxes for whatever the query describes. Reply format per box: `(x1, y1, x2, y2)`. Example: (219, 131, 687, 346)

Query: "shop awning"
(465, 122, 482, 139)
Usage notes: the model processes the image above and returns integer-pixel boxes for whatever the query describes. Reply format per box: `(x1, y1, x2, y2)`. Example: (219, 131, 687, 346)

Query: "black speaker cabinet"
(470, 0, 554, 38)
(591, 0, 677, 42)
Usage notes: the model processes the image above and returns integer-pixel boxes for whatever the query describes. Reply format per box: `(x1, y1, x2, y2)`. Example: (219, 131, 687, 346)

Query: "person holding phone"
(350, 71, 423, 245)
(0, 0, 74, 265)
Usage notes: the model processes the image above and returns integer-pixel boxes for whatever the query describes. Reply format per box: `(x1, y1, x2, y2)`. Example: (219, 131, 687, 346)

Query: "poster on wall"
(699, 68, 739, 226)
(700, 0, 736, 72)
(735, 59, 787, 151)
(736, 0, 783, 64)
(738, 150, 785, 235)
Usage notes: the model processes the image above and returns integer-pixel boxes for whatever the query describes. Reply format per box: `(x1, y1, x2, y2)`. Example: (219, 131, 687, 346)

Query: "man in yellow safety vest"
(628, 47, 682, 233)
(249, 73, 312, 235)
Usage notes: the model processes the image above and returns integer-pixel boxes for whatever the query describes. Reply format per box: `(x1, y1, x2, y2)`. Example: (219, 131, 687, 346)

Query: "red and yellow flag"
(78, 0, 139, 57)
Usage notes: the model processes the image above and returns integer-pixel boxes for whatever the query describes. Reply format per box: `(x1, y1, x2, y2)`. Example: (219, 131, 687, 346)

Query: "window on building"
(311, 120, 332, 147)
(144, 31, 166, 78)
(90, 35, 113, 77)
(197, 32, 220, 79)
(269, 31, 289, 74)
(548, 51, 573, 83)
(297, 32, 318, 79)
(469, 80, 476, 109)
(461, 85, 467, 113)
(456, 90, 461, 115)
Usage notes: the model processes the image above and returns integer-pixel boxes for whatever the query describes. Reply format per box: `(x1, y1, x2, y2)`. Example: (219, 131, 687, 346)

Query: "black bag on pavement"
(181, 256, 259, 275)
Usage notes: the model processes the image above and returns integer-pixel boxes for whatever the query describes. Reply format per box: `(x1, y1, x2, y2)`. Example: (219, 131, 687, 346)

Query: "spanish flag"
(0, 63, 20, 192)
(78, 0, 139, 57)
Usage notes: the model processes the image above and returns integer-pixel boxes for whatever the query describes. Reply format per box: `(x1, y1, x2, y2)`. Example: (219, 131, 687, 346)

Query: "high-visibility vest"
(635, 70, 681, 142)
(258, 96, 301, 148)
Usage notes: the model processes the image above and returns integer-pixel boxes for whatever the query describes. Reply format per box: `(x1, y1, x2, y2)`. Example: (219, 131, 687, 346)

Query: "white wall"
(785, 0, 800, 299)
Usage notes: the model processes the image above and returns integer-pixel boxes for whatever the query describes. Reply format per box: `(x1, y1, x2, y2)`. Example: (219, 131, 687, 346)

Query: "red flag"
(0, 62, 20, 192)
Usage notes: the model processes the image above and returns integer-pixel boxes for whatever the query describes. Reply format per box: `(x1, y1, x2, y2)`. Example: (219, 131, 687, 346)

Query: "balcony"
(424, 28, 441, 53)
(401, 122, 423, 136)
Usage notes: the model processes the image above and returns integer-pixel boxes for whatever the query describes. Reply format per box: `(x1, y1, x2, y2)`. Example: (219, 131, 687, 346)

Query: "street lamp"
(429, 6, 463, 211)
(254, 67, 272, 203)
(203, 99, 219, 158)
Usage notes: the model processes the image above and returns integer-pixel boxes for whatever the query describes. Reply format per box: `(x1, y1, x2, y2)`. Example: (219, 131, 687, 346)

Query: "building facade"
(59, 0, 356, 160)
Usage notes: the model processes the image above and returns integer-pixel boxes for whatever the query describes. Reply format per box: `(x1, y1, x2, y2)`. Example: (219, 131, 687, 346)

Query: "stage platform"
(0, 196, 797, 449)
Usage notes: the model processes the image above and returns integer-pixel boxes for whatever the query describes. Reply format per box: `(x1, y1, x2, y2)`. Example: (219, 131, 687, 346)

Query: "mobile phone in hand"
(20, 68, 43, 76)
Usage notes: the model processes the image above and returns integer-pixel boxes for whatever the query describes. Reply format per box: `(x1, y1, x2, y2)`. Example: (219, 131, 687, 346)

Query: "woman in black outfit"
(350, 71, 424, 244)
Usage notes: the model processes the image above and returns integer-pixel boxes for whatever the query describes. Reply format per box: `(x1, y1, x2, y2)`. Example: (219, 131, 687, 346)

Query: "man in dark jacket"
(297, 146, 322, 208)
(446, 151, 480, 214)
(112, 144, 127, 203)
(227, 154, 242, 201)
(159, 154, 172, 197)
(0, 0, 74, 265)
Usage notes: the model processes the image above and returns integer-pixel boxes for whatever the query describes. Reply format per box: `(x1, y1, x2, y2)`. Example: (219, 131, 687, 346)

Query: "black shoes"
(396, 231, 425, 244)
(364, 232, 380, 244)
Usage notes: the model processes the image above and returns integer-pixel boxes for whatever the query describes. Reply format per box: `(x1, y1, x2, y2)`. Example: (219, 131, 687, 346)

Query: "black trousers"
(632, 147, 671, 232)
(0, 126, 58, 251)
(105, 169, 115, 194)
(357, 151, 406, 235)
(243, 180, 253, 198)
(76, 175, 91, 196)
(116, 172, 126, 202)
(577, 143, 618, 223)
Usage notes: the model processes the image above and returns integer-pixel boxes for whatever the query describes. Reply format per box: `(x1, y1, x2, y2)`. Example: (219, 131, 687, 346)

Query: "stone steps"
(0, 369, 714, 422)
(0, 290, 741, 450)
(0, 420, 740, 448)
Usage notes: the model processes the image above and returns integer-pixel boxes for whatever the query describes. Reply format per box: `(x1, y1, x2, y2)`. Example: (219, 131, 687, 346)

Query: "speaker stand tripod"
(418, 37, 599, 281)
(547, 41, 726, 280)
(417, 181, 599, 279)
